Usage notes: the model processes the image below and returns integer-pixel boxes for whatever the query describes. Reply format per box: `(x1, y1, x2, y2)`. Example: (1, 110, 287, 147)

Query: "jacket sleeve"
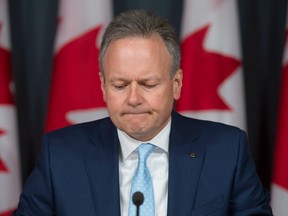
(13, 135, 55, 216)
(230, 130, 273, 215)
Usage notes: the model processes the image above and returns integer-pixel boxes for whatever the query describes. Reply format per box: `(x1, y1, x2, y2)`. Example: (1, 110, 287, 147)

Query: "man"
(14, 10, 272, 215)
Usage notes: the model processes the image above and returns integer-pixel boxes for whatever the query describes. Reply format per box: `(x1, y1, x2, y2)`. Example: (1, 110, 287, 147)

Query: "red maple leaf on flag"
(0, 23, 12, 173)
(46, 25, 106, 132)
(176, 25, 240, 111)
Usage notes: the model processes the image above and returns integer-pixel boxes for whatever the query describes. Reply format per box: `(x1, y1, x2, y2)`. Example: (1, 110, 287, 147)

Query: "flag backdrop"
(176, 0, 246, 130)
(271, 19, 288, 215)
(0, 0, 21, 215)
(45, 0, 112, 132)
(4, 0, 287, 198)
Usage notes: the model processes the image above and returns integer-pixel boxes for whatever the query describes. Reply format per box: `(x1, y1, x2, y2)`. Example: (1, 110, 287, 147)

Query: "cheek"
(105, 91, 124, 107)
(147, 89, 173, 108)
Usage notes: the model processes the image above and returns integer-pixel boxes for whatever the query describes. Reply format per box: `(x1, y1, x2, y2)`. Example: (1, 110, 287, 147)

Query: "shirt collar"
(118, 118, 171, 161)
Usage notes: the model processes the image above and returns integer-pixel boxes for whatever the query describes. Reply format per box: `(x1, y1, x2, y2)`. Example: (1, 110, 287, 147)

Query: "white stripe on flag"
(271, 183, 288, 216)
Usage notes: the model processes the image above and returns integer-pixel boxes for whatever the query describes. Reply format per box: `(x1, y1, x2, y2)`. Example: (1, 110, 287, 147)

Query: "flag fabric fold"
(0, 1, 21, 215)
(46, 0, 113, 132)
(176, 0, 246, 130)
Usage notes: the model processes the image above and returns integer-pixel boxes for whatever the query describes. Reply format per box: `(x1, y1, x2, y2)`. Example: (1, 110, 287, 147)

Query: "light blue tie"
(129, 143, 156, 216)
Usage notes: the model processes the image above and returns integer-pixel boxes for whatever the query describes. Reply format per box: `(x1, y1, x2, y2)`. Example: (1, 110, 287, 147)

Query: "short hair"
(99, 9, 180, 78)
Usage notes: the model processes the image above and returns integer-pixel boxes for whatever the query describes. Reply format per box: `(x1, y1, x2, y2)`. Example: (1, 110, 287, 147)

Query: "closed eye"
(143, 84, 158, 89)
(113, 84, 127, 90)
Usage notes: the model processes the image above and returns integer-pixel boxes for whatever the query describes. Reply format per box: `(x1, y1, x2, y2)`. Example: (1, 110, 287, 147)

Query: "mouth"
(123, 112, 148, 116)
(121, 111, 151, 116)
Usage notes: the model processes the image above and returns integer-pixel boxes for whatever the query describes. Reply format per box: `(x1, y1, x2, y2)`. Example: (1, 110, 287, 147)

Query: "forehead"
(102, 36, 172, 80)
(105, 35, 169, 56)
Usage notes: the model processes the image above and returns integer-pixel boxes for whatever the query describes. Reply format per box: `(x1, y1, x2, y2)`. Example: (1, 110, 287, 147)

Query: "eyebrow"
(109, 76, 162, 83)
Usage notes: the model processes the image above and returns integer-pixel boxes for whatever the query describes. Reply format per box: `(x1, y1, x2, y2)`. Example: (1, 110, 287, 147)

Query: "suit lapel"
(80, 114, 205, 216)
(167, 112, 206, 216)
(82, 119, 121, 216)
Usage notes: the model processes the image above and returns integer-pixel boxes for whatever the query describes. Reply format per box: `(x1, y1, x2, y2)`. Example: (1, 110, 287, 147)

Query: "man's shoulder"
(39, 117, 118, 162)
(172, 111, 245, 136)
(45, 117, 114, 141)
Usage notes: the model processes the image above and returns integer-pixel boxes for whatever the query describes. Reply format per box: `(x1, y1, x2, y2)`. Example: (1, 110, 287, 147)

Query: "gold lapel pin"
(189, 152, 196, 158)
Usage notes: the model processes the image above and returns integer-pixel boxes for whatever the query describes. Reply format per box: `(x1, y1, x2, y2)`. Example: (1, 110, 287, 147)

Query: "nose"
(127, 83, 142, 107)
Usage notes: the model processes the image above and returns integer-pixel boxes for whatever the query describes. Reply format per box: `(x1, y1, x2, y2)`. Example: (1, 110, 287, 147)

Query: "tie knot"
(137, 143, 155, 163)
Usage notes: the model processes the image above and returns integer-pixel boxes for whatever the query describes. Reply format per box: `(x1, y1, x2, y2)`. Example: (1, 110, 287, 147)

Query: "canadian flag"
(0, 1, 21, 215)
(176, 0, 246, 130)
(271, 21, 288, 216)
(46, 0, 112, 132)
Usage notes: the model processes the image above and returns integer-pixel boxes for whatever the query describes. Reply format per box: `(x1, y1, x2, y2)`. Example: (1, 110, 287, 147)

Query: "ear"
(173, 69, 183, 100)
(99, 72, 107, 102)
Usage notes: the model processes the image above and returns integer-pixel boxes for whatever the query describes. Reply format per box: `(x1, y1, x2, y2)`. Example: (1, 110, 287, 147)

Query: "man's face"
(100, 36, 182, 141)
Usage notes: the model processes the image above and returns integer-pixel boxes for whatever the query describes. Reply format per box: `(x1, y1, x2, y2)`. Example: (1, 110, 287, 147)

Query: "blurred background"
(1, 0, 288, 215)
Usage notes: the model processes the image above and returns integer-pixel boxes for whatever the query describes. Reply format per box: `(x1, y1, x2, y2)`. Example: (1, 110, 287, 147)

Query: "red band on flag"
(0, 46, 13, 105)
(272, 63, 288, 190)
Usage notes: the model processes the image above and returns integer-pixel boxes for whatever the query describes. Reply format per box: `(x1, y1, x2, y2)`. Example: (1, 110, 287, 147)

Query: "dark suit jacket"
(14, 112, 272, 216)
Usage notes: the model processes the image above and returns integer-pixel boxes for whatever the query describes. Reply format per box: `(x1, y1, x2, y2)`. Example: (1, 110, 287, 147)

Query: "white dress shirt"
(118, 119, 171, 216)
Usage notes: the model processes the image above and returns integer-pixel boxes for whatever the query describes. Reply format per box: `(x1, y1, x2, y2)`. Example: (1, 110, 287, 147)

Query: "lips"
(121, 111, 151, 116)
(123, 112, 148, 115)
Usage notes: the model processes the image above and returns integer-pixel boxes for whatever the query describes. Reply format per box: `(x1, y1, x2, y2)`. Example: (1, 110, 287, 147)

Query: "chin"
(124, 125, 149, 138)
(128, 132, 151, 142)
